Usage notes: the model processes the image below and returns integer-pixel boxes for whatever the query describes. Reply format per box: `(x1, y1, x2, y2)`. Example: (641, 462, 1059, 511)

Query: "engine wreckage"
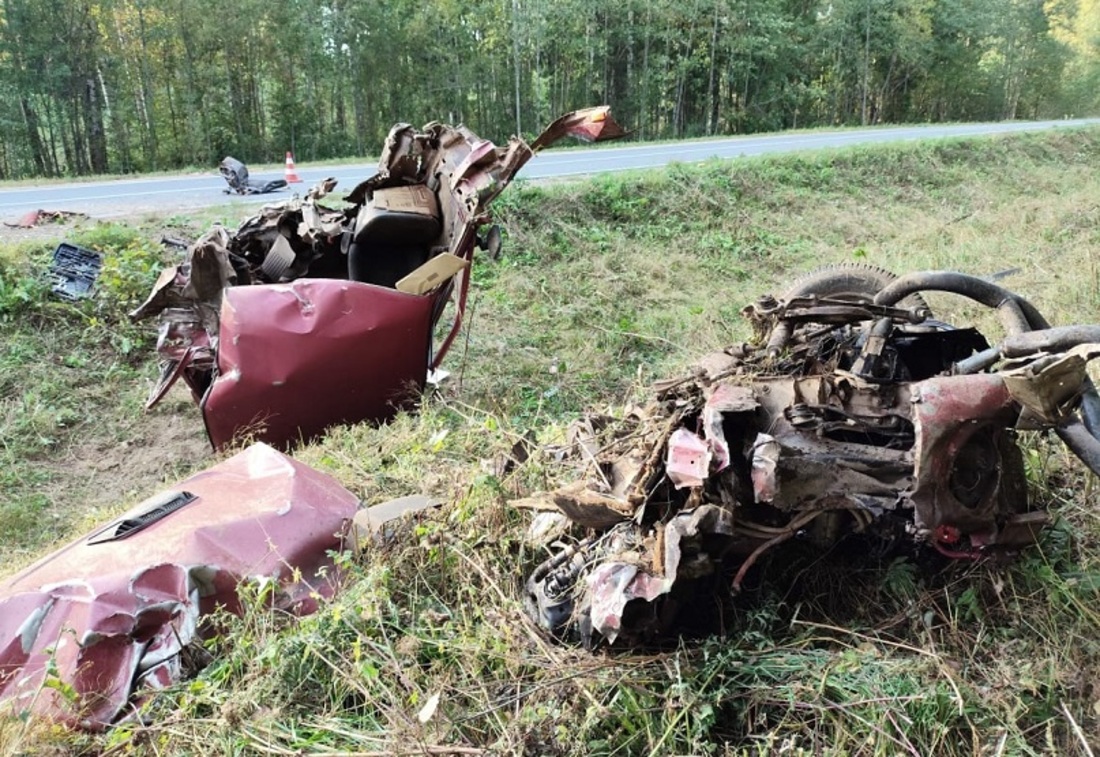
(131, 108, 626, 449)
(523, 265, 1100, 647)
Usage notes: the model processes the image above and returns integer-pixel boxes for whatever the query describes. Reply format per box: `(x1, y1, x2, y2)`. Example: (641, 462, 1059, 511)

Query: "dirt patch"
(58, 396, 212, 505)
(6, 392, 213, 574)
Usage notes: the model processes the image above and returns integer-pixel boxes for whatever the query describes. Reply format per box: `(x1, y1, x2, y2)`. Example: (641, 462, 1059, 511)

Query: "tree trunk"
(706, 2, 719, 135)
(511, 0, 522, 136)
(84, 76, 108, 173)
(20, 98, 48, 176)
(861, 0, 871, 126)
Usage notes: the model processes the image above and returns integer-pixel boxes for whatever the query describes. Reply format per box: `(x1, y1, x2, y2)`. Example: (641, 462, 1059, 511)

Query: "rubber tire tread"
(782, 263, 930, 311)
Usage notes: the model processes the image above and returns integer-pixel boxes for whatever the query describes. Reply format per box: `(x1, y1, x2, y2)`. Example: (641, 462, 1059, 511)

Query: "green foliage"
(75, 224, 166, 312)
(1, 0, 1099, 179)
(0, 251, 49, 319)
(0, 224, 195, 565)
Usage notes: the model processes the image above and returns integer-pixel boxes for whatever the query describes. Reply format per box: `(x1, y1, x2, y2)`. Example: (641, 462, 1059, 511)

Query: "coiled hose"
(872, 271, 1100, 475)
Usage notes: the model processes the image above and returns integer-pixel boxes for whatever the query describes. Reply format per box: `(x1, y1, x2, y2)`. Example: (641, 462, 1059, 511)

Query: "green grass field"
(2, 127, 1099, 755)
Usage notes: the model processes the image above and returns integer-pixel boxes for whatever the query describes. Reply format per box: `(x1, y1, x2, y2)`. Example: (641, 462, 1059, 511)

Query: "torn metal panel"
(529, 106, 630, 150)
(666, 428, 711, 489)
(522, 264, 1100, 647)
(527, 505, 735, 646)
(1001, 343, 1100, 424)
(0, 444, 359, 729)
(586, 505, 734, 643)
(134, 108, 626, 450)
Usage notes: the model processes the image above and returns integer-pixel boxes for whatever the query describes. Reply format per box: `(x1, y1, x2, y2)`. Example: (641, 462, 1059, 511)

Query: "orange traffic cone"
(285, 151, 302, 183)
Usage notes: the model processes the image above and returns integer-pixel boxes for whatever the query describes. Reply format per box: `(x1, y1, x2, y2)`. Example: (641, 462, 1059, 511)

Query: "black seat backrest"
(348, 185, 442, 287)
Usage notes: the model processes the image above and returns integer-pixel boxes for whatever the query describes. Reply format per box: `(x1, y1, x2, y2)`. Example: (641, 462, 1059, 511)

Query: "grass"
(2, 126, 1100, 754)
(0, 225, 211, 567)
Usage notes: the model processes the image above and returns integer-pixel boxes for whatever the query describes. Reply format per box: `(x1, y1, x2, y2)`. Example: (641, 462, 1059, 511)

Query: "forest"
(1, 0, 1099, 179)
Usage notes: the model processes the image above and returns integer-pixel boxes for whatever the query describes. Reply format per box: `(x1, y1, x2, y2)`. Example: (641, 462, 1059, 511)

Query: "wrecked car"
(134, 108, 626, 450)
(522, 265, 1100, 647)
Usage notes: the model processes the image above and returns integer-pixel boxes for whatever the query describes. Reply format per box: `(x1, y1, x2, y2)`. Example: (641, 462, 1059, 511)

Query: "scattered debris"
(48, 242, 102, 300)
(522, 265, 1100, 648)
(0, 443, 360, 729)
(134, 107, 626, 450)
(160, 235, 190, 250)
(351, 494, 442, 551)
(4, 209, 88, 229)
(218, 156, 289, 195)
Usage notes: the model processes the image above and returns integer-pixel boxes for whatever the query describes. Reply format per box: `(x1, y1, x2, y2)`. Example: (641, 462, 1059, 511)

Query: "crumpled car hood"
(0, 444, 359, 729)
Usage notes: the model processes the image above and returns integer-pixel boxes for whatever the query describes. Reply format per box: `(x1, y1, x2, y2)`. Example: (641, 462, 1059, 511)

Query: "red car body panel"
(201, 280, 435, 449)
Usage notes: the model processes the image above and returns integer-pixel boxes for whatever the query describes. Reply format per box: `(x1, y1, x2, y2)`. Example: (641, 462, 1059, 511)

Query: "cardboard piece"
(373, 185, 437, 215)
(396, 252, 469, 295)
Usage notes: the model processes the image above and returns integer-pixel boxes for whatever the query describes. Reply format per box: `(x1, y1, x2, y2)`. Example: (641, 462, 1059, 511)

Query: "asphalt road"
(2, 118, 1098, 220)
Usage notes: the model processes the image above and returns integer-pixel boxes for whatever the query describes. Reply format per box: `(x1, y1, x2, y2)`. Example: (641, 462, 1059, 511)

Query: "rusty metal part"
(908, 374, 1025, 534)
(762, 263, 930, 354)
